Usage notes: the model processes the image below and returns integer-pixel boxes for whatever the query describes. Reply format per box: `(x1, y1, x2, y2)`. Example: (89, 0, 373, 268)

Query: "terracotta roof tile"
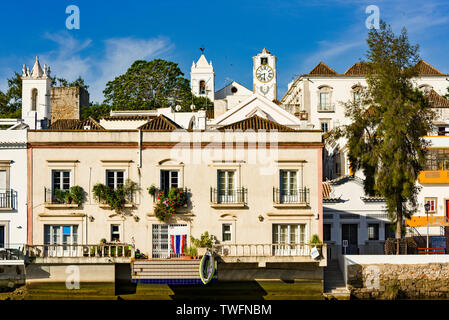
(102, 115, 157, 121)
(138, 115, 182, 131)
(427, 89, 449, 108)
(307, 62, 338, 76)
(344, 62, 371, 75)
(49, 117, 104, 130)
(217, 115, 296, 132)
(322, 182, 332, 199)
(415, 60, 444, 76)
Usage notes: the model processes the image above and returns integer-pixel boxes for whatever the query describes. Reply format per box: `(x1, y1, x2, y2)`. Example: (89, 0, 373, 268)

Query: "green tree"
(103, 59, 213, 111)
(332, 22, 434, 252)
(80, 103, 112, 121)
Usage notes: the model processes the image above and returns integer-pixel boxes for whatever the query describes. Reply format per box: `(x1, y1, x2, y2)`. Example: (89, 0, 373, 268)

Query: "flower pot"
(183, 255, 193, 260)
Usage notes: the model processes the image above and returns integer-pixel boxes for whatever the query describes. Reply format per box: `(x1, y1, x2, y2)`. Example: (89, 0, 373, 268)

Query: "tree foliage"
(103, 59, 213, 111)
(331, 22, 434, 242)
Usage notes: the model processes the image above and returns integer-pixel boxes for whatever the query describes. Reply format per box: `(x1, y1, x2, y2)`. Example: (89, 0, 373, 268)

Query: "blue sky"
(1, 0, 448, 103)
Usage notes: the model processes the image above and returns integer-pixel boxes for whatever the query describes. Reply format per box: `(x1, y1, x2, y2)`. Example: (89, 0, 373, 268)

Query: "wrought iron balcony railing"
(210, 187, 247, 204)
(273, 187, 310, 204)
(0, 189, 16, 209)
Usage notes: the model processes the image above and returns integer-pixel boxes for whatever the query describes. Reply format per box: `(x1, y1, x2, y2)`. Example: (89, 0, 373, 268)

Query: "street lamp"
(424, 203, 430, 251)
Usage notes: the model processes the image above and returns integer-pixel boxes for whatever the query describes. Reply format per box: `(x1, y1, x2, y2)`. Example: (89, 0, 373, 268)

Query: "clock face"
(256, 65, 274, 83)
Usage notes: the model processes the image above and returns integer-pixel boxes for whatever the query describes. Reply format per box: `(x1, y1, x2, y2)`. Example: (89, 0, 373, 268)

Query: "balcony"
(317, 103, 335, 112)
(418, 171, 449, 183)
(0, 244, 24, 262)
(216, 243, 326, 266)
(0, 189, 17, 211)
(210, 187, 247, 208)
(25, 243, 135, 263)
(273, 187, 310, 208)
(44, 187, 79, 208)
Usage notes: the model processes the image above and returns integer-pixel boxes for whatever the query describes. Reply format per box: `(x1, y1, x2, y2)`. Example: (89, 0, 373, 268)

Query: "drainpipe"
(138, 129, 142, 169)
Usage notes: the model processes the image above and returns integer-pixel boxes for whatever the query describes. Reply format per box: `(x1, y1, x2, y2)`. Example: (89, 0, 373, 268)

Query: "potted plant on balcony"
(310, 234, 323, 257)
(147, 184, 157, 199)
(93, 183, 108, 204)
(70, 185, 85, 206)
(152, 188, 188, 222)
(54, 189, 68, 204)
(191, 232, 214, 257)
(184, 246, 198, 260)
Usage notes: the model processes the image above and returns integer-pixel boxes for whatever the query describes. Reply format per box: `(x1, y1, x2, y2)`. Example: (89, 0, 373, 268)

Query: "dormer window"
(352, 85, 363, 103)
(199, 80, 206, 95)
(261, 57, 268, 65)
(317, 86, 333, 112)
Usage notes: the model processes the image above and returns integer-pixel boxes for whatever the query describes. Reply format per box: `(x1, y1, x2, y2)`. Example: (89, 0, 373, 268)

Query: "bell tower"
(253, 48, 277, 101)
(21, 56, 51, 129)
(190, 51, 215, 102)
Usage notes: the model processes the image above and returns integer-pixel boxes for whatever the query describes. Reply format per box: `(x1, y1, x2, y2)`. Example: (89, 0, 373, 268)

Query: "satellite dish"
(190, 104, 196, 111)
(175, 105, 182, 112)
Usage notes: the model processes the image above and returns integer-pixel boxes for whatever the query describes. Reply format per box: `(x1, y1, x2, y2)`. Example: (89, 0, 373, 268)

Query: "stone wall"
(50, 87, 89, 123)
(347, 263, 449, 299)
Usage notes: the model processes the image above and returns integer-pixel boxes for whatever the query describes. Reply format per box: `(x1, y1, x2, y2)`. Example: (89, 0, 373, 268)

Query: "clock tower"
(253, 48, 277, 101)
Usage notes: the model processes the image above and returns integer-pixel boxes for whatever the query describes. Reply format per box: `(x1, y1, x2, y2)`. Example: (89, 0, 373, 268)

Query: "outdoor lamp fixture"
(258, 215, 264, 222)
(424, 203, 430, 251)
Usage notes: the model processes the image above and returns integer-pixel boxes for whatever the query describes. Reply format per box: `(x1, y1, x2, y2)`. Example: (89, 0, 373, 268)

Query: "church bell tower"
(21, 56, 51, 129)
(253, 48, 277, 101)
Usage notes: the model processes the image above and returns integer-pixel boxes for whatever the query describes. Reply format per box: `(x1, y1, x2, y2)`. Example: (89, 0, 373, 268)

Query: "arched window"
(317, 85, 333, 112)
(31, 89, 38, 111)
(199, 80, 206, 95)
(351, 85, 363, 103)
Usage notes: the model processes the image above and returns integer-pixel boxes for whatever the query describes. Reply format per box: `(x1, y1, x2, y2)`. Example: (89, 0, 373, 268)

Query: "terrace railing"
(0, 189, 16, 209)
(25, 243, 135, 258)
(216, 243, 323, 257)
(0, 244, 24, 260)
(273, 187, 310, 204)
(210, 187, 247, 204)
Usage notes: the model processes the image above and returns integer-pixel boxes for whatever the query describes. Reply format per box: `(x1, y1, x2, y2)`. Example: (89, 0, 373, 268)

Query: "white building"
(323, 174, 391, 259)
(0, 129, 28, 251)
(0, 57, 52, 253)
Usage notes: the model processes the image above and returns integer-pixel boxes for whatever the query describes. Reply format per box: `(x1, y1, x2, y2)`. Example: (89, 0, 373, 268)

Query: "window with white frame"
(111, 224, 120, 242)
(280, 170, 302, 203)
(44, 225, 78, 245)
(424, 197, 437, 213)
(222, 224, 232, 242)
(272, 224, 306, 244)
(320, 119, 330, 133)
(160, 170, 179, 195)
(52, 170, 70, 191)
(368, 224, 379, 240)
(319, 92, 330, 109)
(217, 170, 235, 202)
(106, 170, 124, 189)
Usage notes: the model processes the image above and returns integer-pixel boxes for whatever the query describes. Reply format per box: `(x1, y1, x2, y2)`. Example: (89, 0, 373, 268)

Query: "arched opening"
(199, 80, 206, 95)
(31, 88, 38, 111)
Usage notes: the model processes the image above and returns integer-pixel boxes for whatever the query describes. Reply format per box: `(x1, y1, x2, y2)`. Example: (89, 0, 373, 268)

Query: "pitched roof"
(307, 62, 338, 76)
(102, 115, 157, 121)
(427, 89, 449, 108)
(49, 117, 104, 130)
(344, 62, 371, 76)
(138, 115, 182, 131)
(415, 60, 444, 76)
(322, 182, 333, 199)
(217, 115, 296, 132)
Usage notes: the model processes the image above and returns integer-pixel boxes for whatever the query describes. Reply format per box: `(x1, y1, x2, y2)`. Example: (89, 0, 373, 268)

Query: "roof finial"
(200, 47, 205, 54)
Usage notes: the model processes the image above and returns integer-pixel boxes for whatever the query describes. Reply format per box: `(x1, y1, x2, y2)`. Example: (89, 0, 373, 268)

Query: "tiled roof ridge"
(217, 115, 297, 132)
(138, 114, 182, 131)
